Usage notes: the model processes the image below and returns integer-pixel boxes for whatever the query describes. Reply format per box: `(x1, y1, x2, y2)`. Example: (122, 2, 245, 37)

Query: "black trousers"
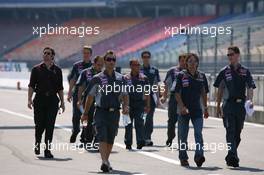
(72, 92, 82, 135)
(167, 95, 178, 141)
(223, 101, 246, 163)
(33, 94, 59, 150)
(80, 104, 96, 143)
(125, 105, 145, 146)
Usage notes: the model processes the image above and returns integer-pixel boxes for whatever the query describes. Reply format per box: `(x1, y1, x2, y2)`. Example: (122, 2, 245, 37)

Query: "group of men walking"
(28, 45, 255, 172)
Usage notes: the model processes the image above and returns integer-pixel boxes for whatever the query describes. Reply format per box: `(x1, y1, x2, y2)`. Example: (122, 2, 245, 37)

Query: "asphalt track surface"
(0, 89, 263, 175)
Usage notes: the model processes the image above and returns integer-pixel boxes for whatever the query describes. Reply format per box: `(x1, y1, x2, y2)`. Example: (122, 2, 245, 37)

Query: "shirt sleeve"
(28, 67, 37, 89)
(164, 70, 170, 84)
(76, 71, 85, 87)
(156, 68, 161, 83)
(57, 68, 64, 91)
(86, 77, 99, 97)
(68, 65, 77, 81)
(213, 71, 224, 88)
(174, 74, 182, 93)
(153, 69, 160, 84)
(246, 69, 256, 89)
(203, 73, 209, 93)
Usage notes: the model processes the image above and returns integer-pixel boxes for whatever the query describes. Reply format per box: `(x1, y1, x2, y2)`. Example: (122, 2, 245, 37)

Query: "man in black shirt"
(67, 46, 93, 143)
(28, 47, 65, 158)
(174, 53, 209, 167)
(214, 46, 256, 167)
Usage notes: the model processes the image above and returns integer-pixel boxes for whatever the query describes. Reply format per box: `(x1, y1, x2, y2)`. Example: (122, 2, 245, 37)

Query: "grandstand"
(0, 0, 264, 73)
(3, 18, 148, 62)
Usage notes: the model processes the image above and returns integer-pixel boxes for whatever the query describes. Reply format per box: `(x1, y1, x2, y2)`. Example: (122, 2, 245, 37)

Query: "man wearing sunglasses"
(76, 56, 104, 147)
(214, 46, 256, 167)
(67, 46, 93, 143)
(124, 59, 150, 150)
(81, 51, 129, 172)
(28, 47, 65, 158)
(140, 51, 161, 146)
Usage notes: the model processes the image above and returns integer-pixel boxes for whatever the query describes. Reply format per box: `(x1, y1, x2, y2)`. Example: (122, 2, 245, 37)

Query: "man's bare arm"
(28, 87, 34, 109)
(67, 79, 76, 102)
(78, 84, 85, 104)
(58, 90, 65, 113)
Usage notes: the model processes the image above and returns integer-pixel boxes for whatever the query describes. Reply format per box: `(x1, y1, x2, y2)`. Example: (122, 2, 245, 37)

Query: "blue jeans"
(178, 114, 204, 161)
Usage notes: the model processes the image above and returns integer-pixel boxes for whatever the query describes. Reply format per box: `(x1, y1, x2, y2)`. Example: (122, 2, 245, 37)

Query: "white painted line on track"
(0, 108, 180, 166)
(155, 108, 264, 128)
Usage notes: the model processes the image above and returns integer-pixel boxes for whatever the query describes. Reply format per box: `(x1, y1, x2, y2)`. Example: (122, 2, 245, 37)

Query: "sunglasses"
(106, 57, 116, 62)
(44, 52, 51, 56)
(131, 64, 140, 67)
(142, 55, 150, 59)
(227, 53, 235, 57)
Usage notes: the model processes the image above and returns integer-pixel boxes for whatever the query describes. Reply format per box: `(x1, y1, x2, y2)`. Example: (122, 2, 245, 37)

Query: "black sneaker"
(44, 150, 54, 159)
(180, 160, 189, 167)
(70, 133, 77, 143)
(227, 161, 239, 168)
(137, 143, 144, 150)
(225, 156, 239, 168)
(166, 139, 172, 147)
(100, 163, 110, 172)
(226, 156, 239, 168)
(34, 143, 40, 155)
(194, 156, 205, 167)
(107, 161, 113, 171)
(126, 145, 132, 150)
(145, 141, 153, 146)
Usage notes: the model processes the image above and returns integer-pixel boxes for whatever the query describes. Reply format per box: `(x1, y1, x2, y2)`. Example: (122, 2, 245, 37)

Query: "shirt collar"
(103, 70, 115, 78)
(130, 72, 139, 78)
(230, 63, 241, 71)
(143, 64, 150, 69)
(40, 62, 55, 70)
(82, 60, 92, 66)
(186, 69, 199, 79)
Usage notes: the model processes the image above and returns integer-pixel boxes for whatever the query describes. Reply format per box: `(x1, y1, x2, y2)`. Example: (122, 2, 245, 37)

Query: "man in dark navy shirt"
(28, 47, 65, 158)
(76, 56, 104, 145)
(161, 54, 186, 147)
(124, 59, 150, 150)
(174, 53, 209, 167)
(81, 51, 129, 172)
(67, 46, 93, 143)
(140, 51, 160, 146)
(214, 46, 256, 167)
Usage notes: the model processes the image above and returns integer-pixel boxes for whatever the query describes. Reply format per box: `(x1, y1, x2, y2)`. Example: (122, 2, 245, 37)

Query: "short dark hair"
(83, 45, 93, 54)
(178, 53, 187, 62)
(104, 50, 116, 60)
(43, 47, 55, 56)
(186, 53, 199, 67)
(129, 58, 140, 66)
(93, 55, 103, 63)
(228, 46, 240, 54)
(141, 51, 151, 58)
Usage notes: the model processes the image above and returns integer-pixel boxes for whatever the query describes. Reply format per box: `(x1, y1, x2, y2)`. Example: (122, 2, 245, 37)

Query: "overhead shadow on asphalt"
(0, 125, 73, 130)
(228, 166, 264, 172)
(184, 166, 222, 171)
(166, 147, 211, 153)
(36, 156, 72, 161)
(133, 149, 159, 153)
(89, 169, 143, 174)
